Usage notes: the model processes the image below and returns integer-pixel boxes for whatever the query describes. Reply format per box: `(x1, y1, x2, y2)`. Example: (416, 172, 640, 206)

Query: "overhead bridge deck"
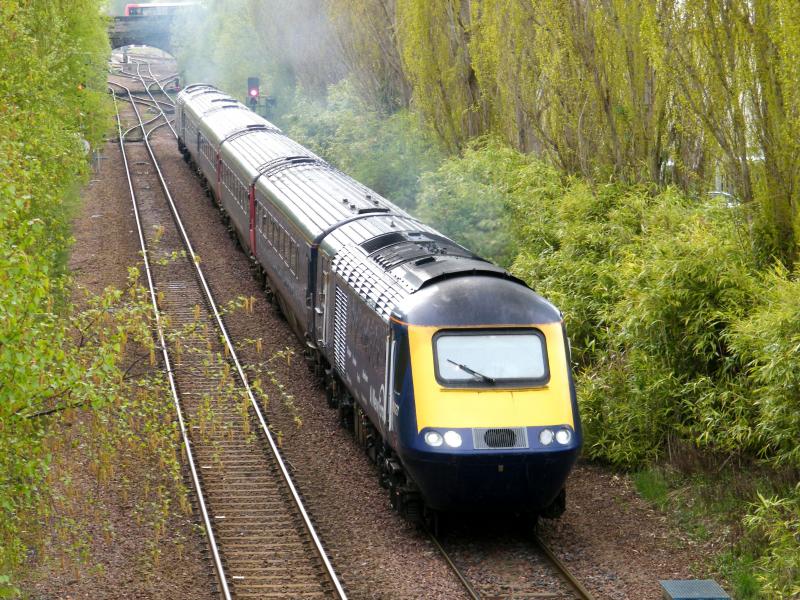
(109, 15, 176, 53)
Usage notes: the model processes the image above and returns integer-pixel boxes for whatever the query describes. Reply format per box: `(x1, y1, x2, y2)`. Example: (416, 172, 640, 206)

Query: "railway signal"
(247, 77, 260, 109)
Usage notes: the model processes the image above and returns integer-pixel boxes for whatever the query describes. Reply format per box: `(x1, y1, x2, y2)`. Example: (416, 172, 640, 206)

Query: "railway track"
(110, 74, 347, 599)
(108, 56, 601, 599)
(429, 522, 595, 600)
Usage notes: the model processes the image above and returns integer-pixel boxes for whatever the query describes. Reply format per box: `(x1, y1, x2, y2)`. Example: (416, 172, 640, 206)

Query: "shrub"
(0, 0, 110, 588)
(728, 268, 800, 469)
(744, 484, 800, 598)
(415, 138, 537, 266)
(281, 80, 444, 211)
(510, 178, 764, 465)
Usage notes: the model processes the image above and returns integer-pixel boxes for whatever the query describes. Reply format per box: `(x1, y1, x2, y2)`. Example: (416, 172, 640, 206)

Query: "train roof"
(176, 85, 530, 321)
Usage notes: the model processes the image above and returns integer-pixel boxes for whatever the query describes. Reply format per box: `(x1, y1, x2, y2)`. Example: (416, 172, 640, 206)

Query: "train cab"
(389, 275, 582, 513)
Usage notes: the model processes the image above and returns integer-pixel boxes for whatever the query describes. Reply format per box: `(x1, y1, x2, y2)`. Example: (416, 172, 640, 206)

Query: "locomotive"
(175, 84, 581, 521)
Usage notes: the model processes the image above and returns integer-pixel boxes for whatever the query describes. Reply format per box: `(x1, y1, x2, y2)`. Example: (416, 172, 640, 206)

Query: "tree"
(397, 0, 488, 149)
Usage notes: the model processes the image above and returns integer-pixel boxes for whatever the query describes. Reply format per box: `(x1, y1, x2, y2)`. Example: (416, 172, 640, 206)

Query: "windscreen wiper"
(447, 359, 495, 384)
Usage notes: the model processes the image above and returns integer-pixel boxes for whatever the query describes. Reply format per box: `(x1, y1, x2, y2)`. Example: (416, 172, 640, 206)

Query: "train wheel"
(338, 393, 353, 431)
(325, 382, 338, 408)
(404, 498, 423, 525)
(424, 507, 442, 537)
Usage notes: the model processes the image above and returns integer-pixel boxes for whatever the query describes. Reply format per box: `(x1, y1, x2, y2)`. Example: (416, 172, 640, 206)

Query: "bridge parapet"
(110, 15, 175, 53)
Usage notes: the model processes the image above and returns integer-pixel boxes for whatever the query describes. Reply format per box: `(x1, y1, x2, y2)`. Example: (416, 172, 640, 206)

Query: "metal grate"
(473, 427, 529, 449)
(333, 286, 348, 373)
(660, 580, 730, 600)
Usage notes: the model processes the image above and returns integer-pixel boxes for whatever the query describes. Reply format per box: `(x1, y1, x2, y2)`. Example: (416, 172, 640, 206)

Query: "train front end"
(390, 275, 581, 515)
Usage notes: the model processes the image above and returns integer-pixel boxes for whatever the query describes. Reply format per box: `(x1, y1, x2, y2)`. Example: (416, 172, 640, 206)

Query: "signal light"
(247, 77, 260, 108)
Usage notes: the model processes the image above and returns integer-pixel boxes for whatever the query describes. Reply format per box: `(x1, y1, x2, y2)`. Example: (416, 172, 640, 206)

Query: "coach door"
(315, 255, 331, 348)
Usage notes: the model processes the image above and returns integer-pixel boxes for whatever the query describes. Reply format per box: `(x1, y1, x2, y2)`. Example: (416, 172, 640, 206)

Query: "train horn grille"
(472, 427, 529, 449)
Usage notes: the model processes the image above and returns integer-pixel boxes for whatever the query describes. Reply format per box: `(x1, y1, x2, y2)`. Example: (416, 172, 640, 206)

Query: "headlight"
(539, 428, 554, 446)
(424, 431, 443, 447)
(555, 428, 572, 445)
(443, 430, 462, 448)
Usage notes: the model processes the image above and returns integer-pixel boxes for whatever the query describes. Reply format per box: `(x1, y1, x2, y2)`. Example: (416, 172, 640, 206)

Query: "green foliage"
(728, 269, 800, 469)
(513, 182, 765, 466)
(281, 80, 443, 211)
(632, 468, 670, 507)
(511, 175, 797, 594)
(0, 0, 110, 588)
(396, 0, 486, 150)
(470, 0, 672, 183)
(744, 484, 800, 598)
(415, 138, 529, 266)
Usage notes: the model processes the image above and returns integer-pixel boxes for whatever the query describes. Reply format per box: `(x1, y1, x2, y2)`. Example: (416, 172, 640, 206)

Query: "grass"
(632, 461, 793, 599)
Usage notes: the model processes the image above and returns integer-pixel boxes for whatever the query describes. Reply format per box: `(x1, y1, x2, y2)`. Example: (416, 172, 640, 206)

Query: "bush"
(281, 80, 443, 211)
(0, 0, 110, 588)
(744, 484, 800, 598)
(511, 181, 654, 366)
(729, 268, 800, 469)
(415, 138, 537, 266)
(510, 179, 765, 465)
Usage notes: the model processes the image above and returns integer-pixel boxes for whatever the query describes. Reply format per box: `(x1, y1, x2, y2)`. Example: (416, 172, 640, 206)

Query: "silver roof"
(177, 85, 506, 321)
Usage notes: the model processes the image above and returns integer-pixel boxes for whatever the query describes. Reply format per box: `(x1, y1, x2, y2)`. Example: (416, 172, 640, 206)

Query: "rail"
(111, 75, 348, 599)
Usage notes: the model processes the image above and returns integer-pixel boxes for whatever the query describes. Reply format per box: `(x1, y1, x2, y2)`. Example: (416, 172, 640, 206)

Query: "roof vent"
(361, 232, 406, 254)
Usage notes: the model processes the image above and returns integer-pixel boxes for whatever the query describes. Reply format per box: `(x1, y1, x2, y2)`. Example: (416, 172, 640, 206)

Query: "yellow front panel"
(408, 323, 574, 431)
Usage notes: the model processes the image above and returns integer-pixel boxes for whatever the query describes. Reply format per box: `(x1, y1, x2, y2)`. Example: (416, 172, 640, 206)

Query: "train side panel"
(327, 277, 390, 436)
(253, 185, 308, 331)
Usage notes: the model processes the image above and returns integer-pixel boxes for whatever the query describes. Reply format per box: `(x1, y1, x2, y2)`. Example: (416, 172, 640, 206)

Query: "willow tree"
(661, 0, 800, 264)
(469, 0, 675, 183)
(325, 0, 410, 112)
(396, 0, 488, 150)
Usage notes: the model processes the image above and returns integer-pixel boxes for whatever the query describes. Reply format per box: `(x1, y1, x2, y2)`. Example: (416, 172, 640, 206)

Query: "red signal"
(247, 77, 260, 105)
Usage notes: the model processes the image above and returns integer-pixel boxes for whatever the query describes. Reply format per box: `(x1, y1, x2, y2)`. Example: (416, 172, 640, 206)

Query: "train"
(175, 84, 582, 522)
(124, 3, 196, 17)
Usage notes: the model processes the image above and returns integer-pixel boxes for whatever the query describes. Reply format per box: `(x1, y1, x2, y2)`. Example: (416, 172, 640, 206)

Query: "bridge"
(109, 15, 175, 53)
